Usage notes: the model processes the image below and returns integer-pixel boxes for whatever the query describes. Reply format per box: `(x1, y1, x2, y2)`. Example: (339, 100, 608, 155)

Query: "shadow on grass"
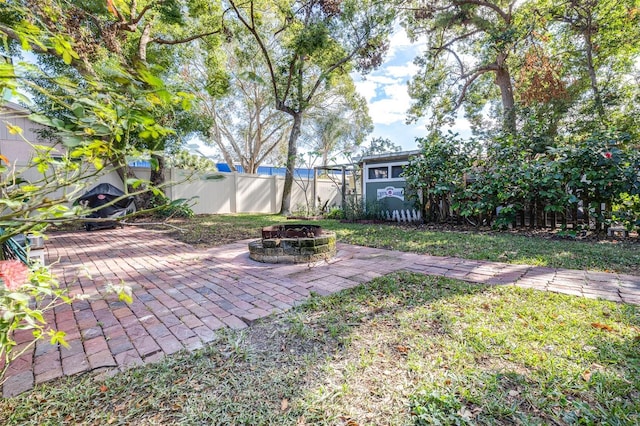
(409, 293, 640, 425)
(1, 272, 638, 425)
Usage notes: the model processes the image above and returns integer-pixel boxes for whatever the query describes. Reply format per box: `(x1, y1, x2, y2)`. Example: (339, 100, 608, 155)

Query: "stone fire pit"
(248, 224, 336, 264)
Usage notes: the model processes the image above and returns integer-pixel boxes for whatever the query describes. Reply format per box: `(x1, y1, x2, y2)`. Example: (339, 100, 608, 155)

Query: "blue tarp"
(129, 161, 319, 178)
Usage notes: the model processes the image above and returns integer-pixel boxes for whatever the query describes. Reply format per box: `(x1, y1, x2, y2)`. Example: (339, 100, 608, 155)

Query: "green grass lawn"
(158, 214, 640, 275)
(1, 273, 638, 425)
(323, 221, 640, 275)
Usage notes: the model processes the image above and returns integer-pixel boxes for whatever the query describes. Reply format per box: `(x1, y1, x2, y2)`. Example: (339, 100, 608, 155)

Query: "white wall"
(169, 170, 343, 214)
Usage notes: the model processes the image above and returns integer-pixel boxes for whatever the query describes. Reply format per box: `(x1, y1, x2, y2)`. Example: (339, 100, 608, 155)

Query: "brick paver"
(2, 226, 639, 397)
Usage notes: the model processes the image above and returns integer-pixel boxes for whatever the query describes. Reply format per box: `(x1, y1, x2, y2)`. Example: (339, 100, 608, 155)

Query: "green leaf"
(62, 136, 84, 147)
(28, 114, 54, 126)
(71, 104, 85, 118)
(49, 330, 69, 348)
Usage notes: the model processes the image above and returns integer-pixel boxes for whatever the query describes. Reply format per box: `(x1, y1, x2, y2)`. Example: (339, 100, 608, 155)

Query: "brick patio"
(2, 227, 639, 397)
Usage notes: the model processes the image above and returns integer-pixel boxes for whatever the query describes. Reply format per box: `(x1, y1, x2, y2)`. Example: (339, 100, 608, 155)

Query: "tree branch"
(228, 0, 282, 108)
(152, 30, 222, 45)
(0, 24, 94, 76)
(454, 0, 511, 23)
(456, 63, 499, 107)
(436, 29, 483, 53)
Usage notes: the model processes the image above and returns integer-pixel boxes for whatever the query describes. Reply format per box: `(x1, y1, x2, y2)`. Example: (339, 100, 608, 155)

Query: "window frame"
(364, 161, 408, 183)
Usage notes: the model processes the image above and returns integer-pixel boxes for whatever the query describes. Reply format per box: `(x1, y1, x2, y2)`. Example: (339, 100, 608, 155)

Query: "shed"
(360, 150, 420, 217)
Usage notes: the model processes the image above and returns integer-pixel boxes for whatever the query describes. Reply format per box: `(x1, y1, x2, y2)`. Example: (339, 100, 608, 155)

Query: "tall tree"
(183, 36, 291, 173)
(227, 0, 395, 215)
(545, 0, 640, 134)
(403, 0, 528, 134)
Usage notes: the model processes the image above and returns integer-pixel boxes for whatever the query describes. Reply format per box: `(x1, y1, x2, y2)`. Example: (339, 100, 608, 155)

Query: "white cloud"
(355, 79, 378, 103)
(352, 25, 470, 149)
(368, 98, 406, 125)
(444, 117, 474, 138)
(387, 29, 418, 57)
(384, 63, 419, 79)
(363, 74, 399, 86)
(387, 26, 427, 58)
(367, 82, 412, 125)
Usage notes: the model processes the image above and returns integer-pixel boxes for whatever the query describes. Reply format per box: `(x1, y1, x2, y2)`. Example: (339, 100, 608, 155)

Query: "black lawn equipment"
(76, 183, 136, 231)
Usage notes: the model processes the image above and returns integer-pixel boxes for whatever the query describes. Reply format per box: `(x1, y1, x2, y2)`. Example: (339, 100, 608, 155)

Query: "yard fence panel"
(168, 170, 342, 215)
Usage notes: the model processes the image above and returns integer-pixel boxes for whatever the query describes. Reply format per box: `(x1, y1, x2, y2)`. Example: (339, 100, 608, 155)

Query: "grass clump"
(1, 272, 638, 425)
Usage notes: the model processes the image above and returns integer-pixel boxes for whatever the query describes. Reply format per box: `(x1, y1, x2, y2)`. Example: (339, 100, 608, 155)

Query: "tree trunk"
(494, 56, 516, 134)
(279, 112, 302, 215)
(113, 155, 137, 193)
(132, 153, 166, 210)
(209, 124, 237, 172)
(150, 154, 165, 187)
(322, 149, 329, 169)
(583, 26, 606, 120)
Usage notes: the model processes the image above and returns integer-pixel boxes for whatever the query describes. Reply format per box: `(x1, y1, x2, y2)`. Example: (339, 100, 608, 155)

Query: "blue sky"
(354, 30, 471, 152)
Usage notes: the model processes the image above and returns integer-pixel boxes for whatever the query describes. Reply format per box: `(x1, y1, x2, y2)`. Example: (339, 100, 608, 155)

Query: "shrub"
(150, 194, 195, 218)
(0, 261, 71, 384)
(342, 197, 385, 221)
(324, 207, 345, 220)
(612, 194, 640, 232)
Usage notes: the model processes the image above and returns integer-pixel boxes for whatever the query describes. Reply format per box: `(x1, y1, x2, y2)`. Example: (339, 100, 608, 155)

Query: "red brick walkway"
(2, 227, 639, 397)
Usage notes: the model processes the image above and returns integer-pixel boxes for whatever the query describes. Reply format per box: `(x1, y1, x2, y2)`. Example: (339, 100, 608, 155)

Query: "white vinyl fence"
(165, 169, 343, 215)
(6, 162, 344, 215)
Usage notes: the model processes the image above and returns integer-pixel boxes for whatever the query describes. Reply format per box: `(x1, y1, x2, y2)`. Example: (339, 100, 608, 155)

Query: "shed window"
(368, 167, 388, 179)
(391, 165, 404, 178)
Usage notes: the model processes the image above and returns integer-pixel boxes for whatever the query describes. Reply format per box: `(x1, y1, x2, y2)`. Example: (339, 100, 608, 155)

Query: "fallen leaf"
(591, 322, 614, 332)
(444, 379, 452, 386)
(281, 398, 289, 411)
(458, 406, 473, 421)
(581, 370, 592, 382)
(346, 420, 359, 426)
(481, 303, 491, 310)
(396, 345, 409, 354)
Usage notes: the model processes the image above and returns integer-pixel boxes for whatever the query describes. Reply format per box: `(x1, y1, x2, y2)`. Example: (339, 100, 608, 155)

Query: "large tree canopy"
(403, 0, 525, 134)
(182, 31, 292, 174)
(226, 0, 396, 215)
(402, 0, 640, 140)
(0, 0, 227, 207)
(301, 75, 373, 168)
